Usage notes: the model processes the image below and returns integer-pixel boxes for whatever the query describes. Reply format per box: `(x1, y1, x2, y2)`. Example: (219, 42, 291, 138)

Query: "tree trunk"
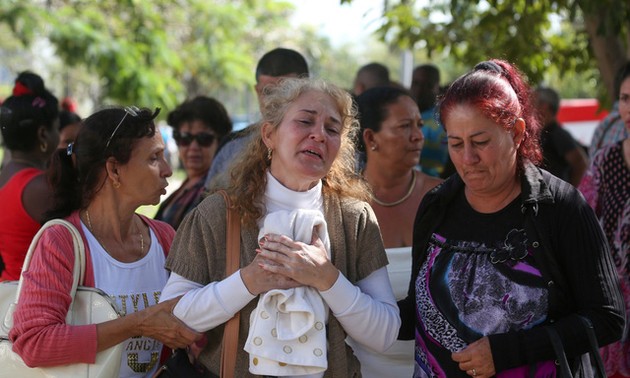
(583, 10, 627, 101)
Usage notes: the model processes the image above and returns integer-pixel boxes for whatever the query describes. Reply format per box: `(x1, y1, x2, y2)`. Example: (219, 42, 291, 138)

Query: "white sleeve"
(318, 267, 400, 353)
(160, 271, 256, 332)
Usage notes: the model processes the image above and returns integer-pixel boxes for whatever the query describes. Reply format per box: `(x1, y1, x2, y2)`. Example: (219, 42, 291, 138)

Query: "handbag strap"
(4, 219, 84, 331)
(218, 190, 241, 378)
(545, 317, 607, 378)
(577, 315, 607, 378)
(545, 326, 574, 378)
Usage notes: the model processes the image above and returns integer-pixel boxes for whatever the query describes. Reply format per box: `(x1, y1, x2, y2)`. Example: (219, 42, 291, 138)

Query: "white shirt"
(346, 246, 414, 378)
(161, 172, 400, 375)
(82, 222, 168, 378)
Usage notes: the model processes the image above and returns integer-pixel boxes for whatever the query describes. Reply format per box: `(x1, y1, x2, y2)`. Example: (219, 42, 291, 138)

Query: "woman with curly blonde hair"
(225, 77, 371, 226)
(161, 77, 400, 377)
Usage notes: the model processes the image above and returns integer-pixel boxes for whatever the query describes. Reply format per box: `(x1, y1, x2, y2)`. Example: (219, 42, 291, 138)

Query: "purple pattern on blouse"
(414, 232, 554, 377)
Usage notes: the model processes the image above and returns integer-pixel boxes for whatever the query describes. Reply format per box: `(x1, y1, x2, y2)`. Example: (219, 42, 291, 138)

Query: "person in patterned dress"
(398, 59, 625, 378)
(579, 61, 630, 378)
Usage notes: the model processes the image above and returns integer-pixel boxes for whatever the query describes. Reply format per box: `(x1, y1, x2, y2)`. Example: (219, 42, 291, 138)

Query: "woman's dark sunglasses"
(173, 130, 216, 147)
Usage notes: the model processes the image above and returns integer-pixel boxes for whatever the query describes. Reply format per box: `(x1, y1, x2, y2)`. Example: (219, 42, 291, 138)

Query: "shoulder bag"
(0, 219, 123, 378)
(544, 315, 607, 378)
(153, 190, 241, 378)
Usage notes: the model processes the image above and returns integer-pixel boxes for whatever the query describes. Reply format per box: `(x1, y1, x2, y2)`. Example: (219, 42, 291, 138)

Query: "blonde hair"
(223, 77, 370, 227)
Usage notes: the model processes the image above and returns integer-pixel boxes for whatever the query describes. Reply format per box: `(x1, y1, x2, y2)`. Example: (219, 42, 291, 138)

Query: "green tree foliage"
(343, 0, 629, 103)
(0, 0, 293, 110)
(271, 25, 405, 95)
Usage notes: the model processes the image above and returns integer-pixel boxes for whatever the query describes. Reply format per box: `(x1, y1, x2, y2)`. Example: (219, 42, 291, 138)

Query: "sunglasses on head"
(105, 106, 139, 149)
(105, 106, 161, 149)
(173, 130, 216, 147)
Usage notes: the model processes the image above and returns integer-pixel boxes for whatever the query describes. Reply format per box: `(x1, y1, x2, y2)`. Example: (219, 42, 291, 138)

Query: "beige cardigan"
(166, 191, 388, 377)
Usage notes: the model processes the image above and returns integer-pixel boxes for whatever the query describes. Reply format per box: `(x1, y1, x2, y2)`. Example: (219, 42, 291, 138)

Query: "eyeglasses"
(105, 106, 140, 149)
(173, 130, 216, 147)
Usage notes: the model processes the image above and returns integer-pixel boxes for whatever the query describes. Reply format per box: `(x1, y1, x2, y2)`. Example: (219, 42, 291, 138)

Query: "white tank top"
(346, 246, 414, 378)
(82, 222, 168, 378)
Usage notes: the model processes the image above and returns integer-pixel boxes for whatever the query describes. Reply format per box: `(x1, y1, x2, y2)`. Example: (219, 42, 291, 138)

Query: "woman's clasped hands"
(241, 231, 340, 295)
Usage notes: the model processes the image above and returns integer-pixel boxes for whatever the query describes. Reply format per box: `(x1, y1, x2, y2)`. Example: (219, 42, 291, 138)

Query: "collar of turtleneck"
(264, 170, 323, 214)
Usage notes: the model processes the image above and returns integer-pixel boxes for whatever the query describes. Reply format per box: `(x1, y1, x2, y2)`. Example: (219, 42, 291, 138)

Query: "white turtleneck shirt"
(161, 171, 399, 355)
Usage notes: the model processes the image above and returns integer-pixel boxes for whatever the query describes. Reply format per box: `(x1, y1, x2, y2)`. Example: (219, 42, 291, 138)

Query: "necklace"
(371, 170, 417, 207)
(85, 209, 144, 255)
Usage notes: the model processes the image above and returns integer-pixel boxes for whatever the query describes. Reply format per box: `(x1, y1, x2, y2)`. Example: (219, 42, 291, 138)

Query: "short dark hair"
(535, 86, 561, 115)
(357, 63, 390, 86)
(414, 64, 441, 87)
(255, 48, 309, 81)
(356, 86, 413, 152)
(59, 110, 82, 131)
(167, 96, 232, 139)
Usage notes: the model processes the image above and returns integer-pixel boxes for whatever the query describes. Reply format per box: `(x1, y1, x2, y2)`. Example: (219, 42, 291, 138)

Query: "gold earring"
(113, 181, 121, 189)
(40, 141, 48, 152)
(267, 148, 273, 161)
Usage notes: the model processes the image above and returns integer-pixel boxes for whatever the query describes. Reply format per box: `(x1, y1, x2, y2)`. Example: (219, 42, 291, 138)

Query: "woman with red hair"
(398, 60, 624, 377)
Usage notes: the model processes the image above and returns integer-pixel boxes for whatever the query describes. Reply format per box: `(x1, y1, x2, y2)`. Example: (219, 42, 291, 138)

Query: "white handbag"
(0, 219, 123, 378)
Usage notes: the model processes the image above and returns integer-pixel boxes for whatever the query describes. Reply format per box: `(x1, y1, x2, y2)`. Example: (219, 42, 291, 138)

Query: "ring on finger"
(472, 368, 477, 376)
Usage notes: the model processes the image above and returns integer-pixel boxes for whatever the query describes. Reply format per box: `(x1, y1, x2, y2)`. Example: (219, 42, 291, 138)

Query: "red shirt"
(0, 168, 43, 281)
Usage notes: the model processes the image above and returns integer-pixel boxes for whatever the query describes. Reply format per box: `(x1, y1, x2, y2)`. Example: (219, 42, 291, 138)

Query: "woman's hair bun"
(12, 71, 46, 97)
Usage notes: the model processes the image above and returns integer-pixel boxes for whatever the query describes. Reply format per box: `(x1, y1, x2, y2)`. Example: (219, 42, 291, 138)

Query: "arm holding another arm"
(160, 272, 255, 332)
(9, 225, 199, 368)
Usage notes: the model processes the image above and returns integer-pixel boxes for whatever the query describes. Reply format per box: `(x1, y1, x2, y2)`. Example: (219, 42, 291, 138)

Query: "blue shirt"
(419, 107, 449, 177)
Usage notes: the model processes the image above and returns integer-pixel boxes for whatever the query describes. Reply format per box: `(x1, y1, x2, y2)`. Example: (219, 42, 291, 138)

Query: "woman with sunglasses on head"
(9, 106, 201, 377)
(155, 96, 232, 229)
(0, 71, 59, 281)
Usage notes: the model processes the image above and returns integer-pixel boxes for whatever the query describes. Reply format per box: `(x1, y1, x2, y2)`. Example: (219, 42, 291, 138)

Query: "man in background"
(352, 62, 390, 96)
(410, 64, 448, 177)
(204, 47, 309, 190)
(534, 86, 589, 186)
